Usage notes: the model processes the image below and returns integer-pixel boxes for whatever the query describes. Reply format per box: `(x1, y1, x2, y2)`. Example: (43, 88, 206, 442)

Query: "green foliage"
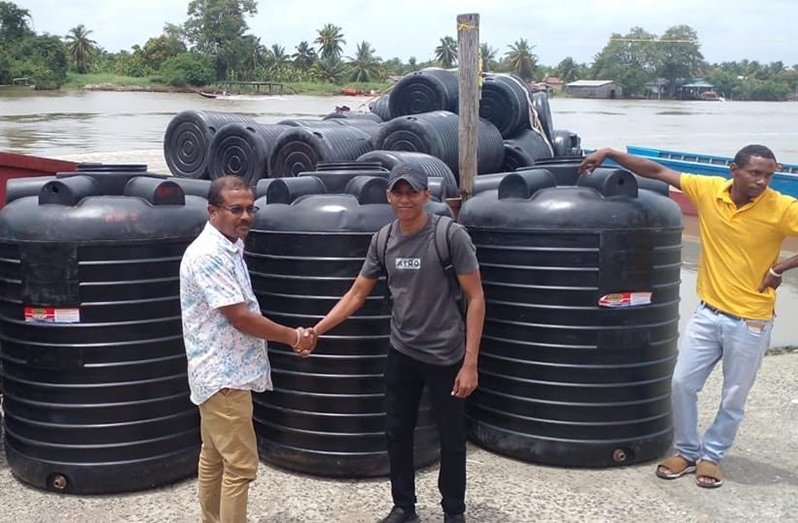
(159, 52, 214, 86)
(313, 56, 347, 84)
(591, 27, 658, 95)
(65, 24, 97, 74)
(505, 38, 537, 81)
(656, 25, 704, 96)
(315, 23, 346, 60)
(10, 33, 69, 88)
(293, 41, 316, 71)
(0, 0, 31, 42)
(434, 36, 457, 68)
(480, 43, 498, 72)
(348, 41, 381, 82)
(184, 0, 257, 80)
(555, 56, 585, 83)
(138, 34, 187, 72)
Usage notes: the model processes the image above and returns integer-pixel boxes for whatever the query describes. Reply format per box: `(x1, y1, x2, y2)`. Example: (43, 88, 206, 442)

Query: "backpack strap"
(433, 215, 466, 318)
(376, 220, 396, 300)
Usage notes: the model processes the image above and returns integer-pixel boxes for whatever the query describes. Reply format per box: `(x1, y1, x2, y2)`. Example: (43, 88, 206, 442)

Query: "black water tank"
(270, 126, 376, 177)
(532, 92, 554, 141)
(0, 171, 209, 493)
(358, 150, 459, 195)
(479, 74, 531, 138)
(324, 111, 383, 123)
(376, 111, 504, 177)
(390, 69, 459, 117)
(369, 95, 392, 121)
(551, 130, 583, 157)
(208, 123, 292, 184)
(245, 177, 452, 477)
(460, 168, 683, 468)
(164, 110, 256, 179)
(502, 129, 553, 171)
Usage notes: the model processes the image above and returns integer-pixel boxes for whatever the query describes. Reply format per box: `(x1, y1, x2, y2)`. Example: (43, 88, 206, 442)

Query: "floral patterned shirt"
(180, 222, 272, 405)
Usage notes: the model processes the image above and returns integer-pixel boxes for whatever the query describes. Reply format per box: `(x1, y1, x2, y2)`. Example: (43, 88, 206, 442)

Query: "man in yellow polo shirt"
(581, 145, 798, 489)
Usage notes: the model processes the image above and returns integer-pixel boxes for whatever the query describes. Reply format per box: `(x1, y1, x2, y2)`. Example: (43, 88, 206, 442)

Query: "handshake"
(291, 327, 318, 358)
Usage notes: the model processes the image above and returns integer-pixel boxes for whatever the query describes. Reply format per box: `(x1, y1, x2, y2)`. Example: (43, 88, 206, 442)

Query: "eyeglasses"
(215, 205, 260, 216)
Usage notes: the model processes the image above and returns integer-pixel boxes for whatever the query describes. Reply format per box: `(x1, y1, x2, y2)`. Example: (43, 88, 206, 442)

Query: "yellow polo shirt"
(681, 174, 798, 319)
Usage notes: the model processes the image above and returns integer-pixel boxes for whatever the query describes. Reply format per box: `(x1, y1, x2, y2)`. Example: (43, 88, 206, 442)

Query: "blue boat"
(625, 146, 798, 198)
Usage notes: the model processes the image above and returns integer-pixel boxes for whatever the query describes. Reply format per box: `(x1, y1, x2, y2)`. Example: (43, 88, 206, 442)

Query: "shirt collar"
(715, 179, 769, 209)
(204, 221, 245, 255)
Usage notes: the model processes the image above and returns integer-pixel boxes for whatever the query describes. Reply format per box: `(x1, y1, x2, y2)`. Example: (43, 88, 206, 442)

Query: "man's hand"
(451, 363, 478, 398)
(293, 327, 317, 357)
(757, 268, 782, 293)
(579, 149, 608, 175)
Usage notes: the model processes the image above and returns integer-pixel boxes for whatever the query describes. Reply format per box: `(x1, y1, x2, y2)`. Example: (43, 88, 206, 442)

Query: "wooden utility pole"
(457, 13, 479, 203)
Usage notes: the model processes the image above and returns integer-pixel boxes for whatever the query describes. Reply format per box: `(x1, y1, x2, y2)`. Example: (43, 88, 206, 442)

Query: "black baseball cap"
(387, 163, 428, 192)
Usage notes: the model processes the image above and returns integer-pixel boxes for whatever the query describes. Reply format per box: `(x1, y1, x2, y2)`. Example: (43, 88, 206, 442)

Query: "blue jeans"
(671, 303, 773, 464)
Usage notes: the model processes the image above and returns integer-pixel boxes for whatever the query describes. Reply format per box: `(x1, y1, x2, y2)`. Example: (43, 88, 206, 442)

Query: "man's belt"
(700, 301, 744, 322)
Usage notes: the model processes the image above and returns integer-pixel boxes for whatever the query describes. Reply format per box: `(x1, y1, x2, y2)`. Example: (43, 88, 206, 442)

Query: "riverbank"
(61, 73, 391, 97)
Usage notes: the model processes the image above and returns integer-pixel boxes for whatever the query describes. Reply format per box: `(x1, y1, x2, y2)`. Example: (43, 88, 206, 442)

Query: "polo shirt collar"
(715, 179, 769, 209)
(204, 221, 244, 255)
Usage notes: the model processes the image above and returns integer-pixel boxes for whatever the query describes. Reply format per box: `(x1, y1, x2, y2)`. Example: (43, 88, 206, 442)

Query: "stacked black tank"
(375, 111, 504, 179)
(0, 167, 209, 493)
(460, 166, 682, 468)
(164, 110, 256, 179)
(208, 123, 293, 184)
(244, 176, 452, 477)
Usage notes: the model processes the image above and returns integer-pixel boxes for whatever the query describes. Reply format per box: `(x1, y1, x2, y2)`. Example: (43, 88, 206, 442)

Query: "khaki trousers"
(198, 388, 259, 523)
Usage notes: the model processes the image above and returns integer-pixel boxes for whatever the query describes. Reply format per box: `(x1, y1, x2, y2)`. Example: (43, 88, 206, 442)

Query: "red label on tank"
(24, 307, 80, 323)
(598, 292, 652, 308)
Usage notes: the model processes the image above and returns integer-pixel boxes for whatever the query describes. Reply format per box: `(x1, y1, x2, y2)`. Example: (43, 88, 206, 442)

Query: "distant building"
(567, 80, 624, 99)
(678, 80, 715, 100)
(543, 76, 564, 91)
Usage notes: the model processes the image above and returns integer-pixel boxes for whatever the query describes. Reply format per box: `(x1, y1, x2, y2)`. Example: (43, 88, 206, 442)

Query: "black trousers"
(384, 347, 466, 515)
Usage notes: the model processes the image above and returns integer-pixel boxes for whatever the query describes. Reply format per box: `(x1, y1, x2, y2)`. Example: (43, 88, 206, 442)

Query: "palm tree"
(315, 23, 346, 60)
(505, 38, 538, 81)
(435, 36, 457, 68)
(64, 24, 97, 74)
(348, 41, 381, 82)
(556, 56, 579, 83)
(313, 56, 347, 83)
(480, 43, 497, 72)
(265, 44, 290, 79)
(293, 40, 316, 71)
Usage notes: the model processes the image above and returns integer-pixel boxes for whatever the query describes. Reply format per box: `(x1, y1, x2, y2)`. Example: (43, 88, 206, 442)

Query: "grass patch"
(62, 74, 395, 96)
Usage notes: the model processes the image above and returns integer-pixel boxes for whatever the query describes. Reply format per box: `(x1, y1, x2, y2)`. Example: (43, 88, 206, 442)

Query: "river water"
(0, 90, 796, 348)
(1, 90, 797, 163)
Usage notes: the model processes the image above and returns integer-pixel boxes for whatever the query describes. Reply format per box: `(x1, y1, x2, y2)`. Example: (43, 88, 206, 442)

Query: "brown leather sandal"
(695, 459, 723, 488)
(656, 455, 697, 479)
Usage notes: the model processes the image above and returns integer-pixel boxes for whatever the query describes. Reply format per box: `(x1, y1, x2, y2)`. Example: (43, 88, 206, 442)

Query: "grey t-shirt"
(361, 214, 479, 365)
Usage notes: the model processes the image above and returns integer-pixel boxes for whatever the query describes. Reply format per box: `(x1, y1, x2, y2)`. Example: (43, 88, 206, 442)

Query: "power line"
(610, 38, 698, 44)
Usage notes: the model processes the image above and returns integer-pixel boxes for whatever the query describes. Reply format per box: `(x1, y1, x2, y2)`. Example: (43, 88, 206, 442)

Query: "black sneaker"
(444, 513, 465, 523)
(378, 506, 420, 523)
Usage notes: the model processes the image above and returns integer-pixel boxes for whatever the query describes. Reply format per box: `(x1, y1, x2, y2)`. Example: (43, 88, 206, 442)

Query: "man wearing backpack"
(311, 164, 486, 523)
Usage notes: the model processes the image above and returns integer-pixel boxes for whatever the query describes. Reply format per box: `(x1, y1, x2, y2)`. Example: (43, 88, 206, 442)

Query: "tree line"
(1, 0, 796, 101)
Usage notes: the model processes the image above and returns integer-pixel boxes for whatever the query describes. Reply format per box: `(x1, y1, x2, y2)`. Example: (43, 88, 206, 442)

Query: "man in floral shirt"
(180, 176, 314, 523)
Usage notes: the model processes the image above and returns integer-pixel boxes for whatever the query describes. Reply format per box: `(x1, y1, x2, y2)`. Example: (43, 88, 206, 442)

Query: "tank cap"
(39, 175, 103, 206)
(124, 177, 186, 205)
(266, 176, 326, 204)
(345, 176, 388, 204)
(577, 169, 638, 198)
(498, 169, 557, 200)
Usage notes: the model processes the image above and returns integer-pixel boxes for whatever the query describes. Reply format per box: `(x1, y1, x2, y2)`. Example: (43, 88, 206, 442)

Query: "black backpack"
(375, 214, 466, 317)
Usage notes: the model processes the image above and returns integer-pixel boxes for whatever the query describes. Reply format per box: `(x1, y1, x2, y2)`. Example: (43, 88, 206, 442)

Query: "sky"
(17, 0, 798, 67)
